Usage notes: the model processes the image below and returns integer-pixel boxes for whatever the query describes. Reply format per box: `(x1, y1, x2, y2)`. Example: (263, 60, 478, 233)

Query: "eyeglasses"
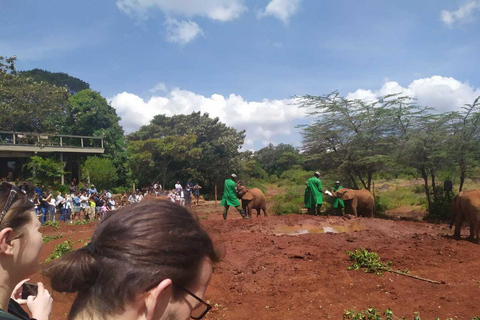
(0, 182, 24, 225)
(146, 281, 212, 320)
(177, 285, 212, 320)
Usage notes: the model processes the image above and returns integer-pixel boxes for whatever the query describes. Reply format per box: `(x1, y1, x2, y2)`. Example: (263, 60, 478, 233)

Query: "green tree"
(128, 135, 198, 188)
(129, 112, 245, 191)
(298, 92, 413, 190)
(67, 89, 131, 185)
(0, 56, 69, 133)
(449, 96, 480, 192)
(20, 68, 90, 94)
(253, 143, 302, 176)
(25, 156, 66, 188)
(81, 156, 118, 190)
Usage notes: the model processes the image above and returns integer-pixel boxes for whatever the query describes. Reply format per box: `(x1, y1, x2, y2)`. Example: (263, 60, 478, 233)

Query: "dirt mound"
(34, 205, 480, 320)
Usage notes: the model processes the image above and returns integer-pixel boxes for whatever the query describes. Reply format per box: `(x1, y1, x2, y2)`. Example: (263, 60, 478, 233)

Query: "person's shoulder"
(0, 309, 22, 320)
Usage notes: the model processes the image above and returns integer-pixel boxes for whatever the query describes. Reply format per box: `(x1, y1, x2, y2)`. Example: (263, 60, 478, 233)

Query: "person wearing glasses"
(45, 200, 219, 320)
(0, 182, 53, 320)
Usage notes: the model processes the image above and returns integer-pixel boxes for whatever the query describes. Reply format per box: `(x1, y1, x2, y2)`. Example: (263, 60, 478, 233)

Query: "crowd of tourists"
(167, 180, 202, 207)
(0, 180, 217, 320)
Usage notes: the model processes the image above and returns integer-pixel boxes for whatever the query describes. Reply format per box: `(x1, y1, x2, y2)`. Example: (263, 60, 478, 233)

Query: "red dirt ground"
(31, 202, 480, 320)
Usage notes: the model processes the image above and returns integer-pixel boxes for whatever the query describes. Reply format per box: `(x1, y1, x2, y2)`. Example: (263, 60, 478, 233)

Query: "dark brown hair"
(0, 183, 34, 234)
(44, 199, 219, 319)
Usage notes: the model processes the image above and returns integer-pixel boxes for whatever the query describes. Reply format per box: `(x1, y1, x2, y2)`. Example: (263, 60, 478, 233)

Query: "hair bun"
(44, 248, 99, 293)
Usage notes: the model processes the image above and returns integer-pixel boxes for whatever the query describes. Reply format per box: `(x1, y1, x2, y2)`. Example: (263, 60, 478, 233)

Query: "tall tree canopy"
(0, 56, 69, 133)
(128, 112, 245, 190)
(20, 69, 90, 94)
(253, 143, 302, 176)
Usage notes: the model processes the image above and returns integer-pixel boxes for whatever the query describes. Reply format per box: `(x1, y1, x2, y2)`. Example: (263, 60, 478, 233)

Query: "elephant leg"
(247, 203, 253, 218)
(469, 224, 475, 241)
(263, 203, 268, 216)
(351, 199, 358, 217)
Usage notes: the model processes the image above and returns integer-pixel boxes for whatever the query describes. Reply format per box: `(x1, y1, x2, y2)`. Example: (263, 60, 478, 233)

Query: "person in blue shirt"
(88, 185, 97, 196)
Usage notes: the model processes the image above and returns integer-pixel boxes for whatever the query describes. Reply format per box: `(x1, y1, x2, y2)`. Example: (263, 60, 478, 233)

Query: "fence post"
(215, 185, 217, 207)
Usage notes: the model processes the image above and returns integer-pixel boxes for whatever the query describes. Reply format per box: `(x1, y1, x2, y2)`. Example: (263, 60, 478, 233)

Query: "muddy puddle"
(273, 224, 365, 236)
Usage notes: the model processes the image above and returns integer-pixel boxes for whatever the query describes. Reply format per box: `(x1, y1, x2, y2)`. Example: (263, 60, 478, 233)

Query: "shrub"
(112, 186, 129, 194)
(42, 234, 63, 243)
(271, 201, 302, 215)
(343, 308, 479, 320)
(42, 221, 60, 229)
(72, 219, 94, 225)
(81, 156, 118, 190)
(45, 238, 74, 262)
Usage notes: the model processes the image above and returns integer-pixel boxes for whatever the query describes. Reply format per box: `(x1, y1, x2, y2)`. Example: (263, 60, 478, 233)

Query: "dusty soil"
(32, 201, 480, 320)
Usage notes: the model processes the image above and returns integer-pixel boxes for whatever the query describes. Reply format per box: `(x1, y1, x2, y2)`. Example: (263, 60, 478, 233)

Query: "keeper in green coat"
(332, 181, 345, 215)
(304, 171, 323, 215)
(220, 174, 248, 220)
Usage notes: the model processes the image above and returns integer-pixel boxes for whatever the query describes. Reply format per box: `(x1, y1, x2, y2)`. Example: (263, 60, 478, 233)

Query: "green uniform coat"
(304, 177, 323, 208)
(332, 185, 345, 208)
(220, 178, 240, 207)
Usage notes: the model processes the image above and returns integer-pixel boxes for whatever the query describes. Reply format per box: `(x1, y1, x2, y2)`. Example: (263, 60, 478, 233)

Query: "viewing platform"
(0, 131, 104, 157)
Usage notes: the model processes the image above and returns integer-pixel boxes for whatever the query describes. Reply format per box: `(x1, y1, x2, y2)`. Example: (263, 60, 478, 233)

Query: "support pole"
(12, 134, 15, 145)
(60, 153, 64, 185)
(215, 185, 218, 207)
(81, 138, 83, 147)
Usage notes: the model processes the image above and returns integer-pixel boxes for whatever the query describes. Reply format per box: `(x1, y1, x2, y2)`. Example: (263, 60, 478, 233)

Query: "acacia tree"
(449, 96, 480, 192)
(298, 92, 414, 190)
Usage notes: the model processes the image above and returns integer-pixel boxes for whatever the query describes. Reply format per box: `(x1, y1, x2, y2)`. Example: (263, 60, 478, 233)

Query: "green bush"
(271, 202, 302, 215)
(343, 308, 479, 320)
(81, 156, 118, 190)
(25, 156, 66, 188)
(72, 219, 94, 225)
(42, 221, 60, 229)
(112, 186, 129, 194)
(45, 238, 74, 262)
(54, 184, 70, 195)
(42, 234, 63, 243)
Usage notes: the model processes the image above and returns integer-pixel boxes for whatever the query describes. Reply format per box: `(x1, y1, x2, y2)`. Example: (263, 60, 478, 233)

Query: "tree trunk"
(367, 170, 372, 192)
(430, 170, 436, 201)
(346, 170, 359, 190)
(459, 159, 466, 192)
(421, 168, 432, 213)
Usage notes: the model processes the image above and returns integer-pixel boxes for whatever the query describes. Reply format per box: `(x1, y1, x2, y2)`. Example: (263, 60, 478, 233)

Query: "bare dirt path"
(36, 187, 480, 319)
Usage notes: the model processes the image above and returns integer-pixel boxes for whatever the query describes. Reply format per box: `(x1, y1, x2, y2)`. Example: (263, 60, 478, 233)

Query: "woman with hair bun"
(0, 182, 53, 320)
(45, 199, 220, 320)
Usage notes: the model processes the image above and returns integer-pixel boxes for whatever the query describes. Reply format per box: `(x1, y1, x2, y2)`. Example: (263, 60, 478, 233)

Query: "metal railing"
(0, 131, 104, 149)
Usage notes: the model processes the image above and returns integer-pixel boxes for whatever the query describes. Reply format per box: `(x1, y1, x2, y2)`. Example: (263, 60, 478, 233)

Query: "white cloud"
(164, 18, 203, 45)
(259, 0, 301, 23)
(347, 76, 480, 112)
(109, 87, 306, 149)
(440, 0, 480, 26)
(149, 82, 168, 93)
(116, 0, 247, 21)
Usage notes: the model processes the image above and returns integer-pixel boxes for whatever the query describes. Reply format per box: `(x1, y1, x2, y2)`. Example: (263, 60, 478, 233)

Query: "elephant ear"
(242, 190, 254, 201)
(341, 190, 354, 201)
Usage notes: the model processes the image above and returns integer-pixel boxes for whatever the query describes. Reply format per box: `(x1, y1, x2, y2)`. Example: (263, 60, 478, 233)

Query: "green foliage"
(271, 202, 302, 215)
(81, 156, 118, 190)
(253, 143, 303, 176)
(278, 167, 312, 186)
(45, 238, 74, 262)
(42, 221, 60, 229)
(25, 156, 66, 188)
(375, 187, 427, 210)
(20, 68, 90, 94)
(347, 248, 393, 276)
(0, 56, 70, 133)
(343, 308, 468, 320)
(72, 220, 94, 225)
(128, 112, 245, 191)
(128, 135, 197, 188)
(67, 89, 130, 185)
(343, 308, 393, 320)
(54, 184, 70, 195)
(112, 186, 129, 194)
(42, 234, 63, 243)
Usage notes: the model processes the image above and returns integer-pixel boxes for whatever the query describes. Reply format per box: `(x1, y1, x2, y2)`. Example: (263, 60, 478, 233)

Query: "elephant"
(327, 188, 374, 217)
(236, 183, 267, 218)
(450, 190, 480, 241)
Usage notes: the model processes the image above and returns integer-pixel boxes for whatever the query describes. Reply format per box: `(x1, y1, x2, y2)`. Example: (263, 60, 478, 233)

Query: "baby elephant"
(236, 183, 268, 218)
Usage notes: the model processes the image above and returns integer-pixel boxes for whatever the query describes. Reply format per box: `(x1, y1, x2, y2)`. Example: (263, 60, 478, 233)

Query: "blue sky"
(2, 0, 480, 149)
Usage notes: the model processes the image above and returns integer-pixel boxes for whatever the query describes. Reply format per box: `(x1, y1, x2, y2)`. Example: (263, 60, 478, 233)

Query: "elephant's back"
(250, 188, 266, 206)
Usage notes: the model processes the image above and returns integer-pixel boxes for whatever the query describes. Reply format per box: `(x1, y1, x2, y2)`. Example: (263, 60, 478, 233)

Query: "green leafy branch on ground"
(72, 219, 94, 225)
(42, 221, 60, 229)
(42, 234, 63, 243)
(343, 308, 480, 320)
(347, 248, 443, 284)
(45, 238, 75, 262)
